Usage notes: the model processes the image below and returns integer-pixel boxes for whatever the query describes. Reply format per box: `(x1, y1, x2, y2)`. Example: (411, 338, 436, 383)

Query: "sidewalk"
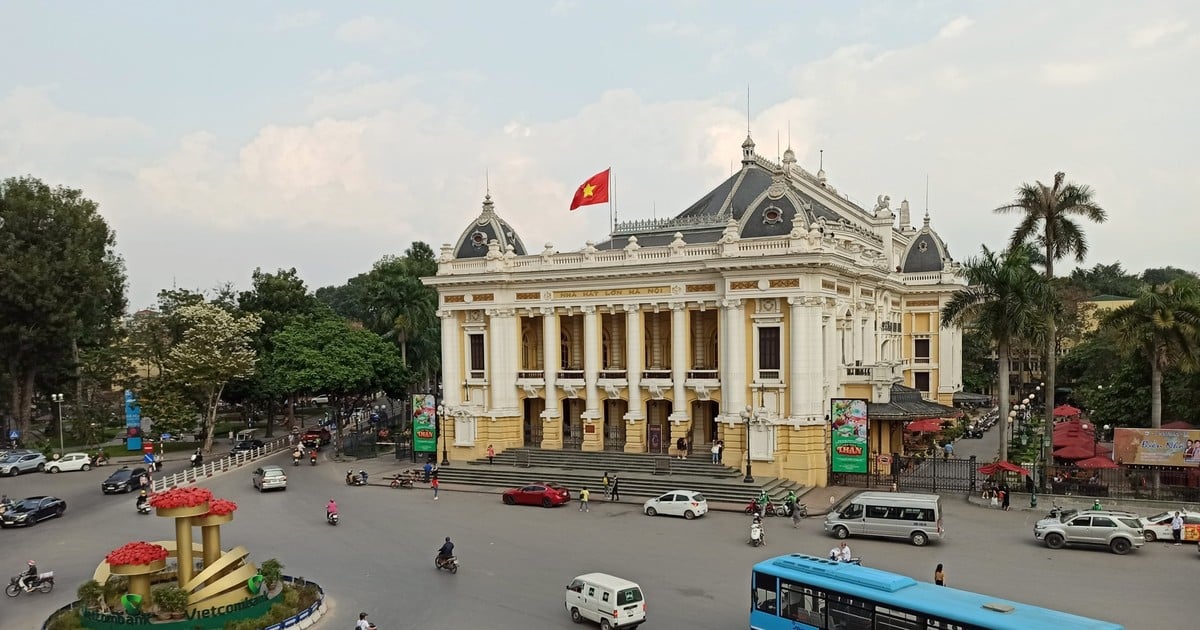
(965, 490, 1197, 515)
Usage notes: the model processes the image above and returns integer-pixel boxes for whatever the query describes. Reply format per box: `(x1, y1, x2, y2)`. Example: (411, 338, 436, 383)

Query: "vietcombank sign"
(81, 592, 278, 629)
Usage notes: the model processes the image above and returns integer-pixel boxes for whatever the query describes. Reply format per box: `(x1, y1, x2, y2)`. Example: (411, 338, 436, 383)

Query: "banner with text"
(1113, 428, 1200, 467)
(830, 398, 869, 473)
(412, 394, 438, 453)
(124, 389, 142, 451)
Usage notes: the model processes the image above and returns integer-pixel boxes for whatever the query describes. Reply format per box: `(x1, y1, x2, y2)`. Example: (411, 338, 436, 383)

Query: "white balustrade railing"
(150, 436, 291, 493)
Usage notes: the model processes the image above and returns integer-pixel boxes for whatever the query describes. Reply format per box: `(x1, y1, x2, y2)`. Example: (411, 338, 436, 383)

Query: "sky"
(2, 0, 1197, 309)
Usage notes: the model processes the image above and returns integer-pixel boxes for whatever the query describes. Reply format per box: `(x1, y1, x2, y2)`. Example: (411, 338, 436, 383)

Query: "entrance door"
(604, 400, 627, 451)
(647, 400, 672, 454)
(523, 398, 544, 447)
(691, 401, 719, 449)
(563, 399, 584, 450)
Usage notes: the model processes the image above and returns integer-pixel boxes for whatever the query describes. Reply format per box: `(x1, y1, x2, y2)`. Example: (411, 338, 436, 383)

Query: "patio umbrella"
(904, 418, 944, 433)
(1053, 444, 1096, 460)
(1053, 404, 1082, 417)
(979, 461, 1030, 476)
(1052, 433, 1095, 448)
(1162, 420, 1195, 430)
(1074, 456, 1119, 469)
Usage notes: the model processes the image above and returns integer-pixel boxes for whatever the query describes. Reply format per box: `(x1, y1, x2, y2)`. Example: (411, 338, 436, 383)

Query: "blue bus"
(750, 554, 1124, 630)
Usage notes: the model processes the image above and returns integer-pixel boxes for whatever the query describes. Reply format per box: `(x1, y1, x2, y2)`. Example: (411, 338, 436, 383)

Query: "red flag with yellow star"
(569, 168, 610, 210)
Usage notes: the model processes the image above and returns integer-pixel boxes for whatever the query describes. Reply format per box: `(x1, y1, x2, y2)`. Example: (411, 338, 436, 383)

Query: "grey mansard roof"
(451, 194, 528, 259)
(899, 214, 952, 273)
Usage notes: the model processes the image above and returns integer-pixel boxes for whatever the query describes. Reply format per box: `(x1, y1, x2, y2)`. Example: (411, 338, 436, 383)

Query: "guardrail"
(151, 436, 291, 493)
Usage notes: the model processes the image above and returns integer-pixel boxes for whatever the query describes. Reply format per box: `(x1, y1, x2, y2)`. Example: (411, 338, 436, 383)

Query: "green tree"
(163, 303, 262, 452)
(942, 244, 1052, 461)
(136, 377, 198, 441)
(0, 176, 127, 435)
(1068, 262, 1142, 298)
(960, 327, 996, 394)
(1141, 266, 1197, 286)
(995, 172, 1106, 473)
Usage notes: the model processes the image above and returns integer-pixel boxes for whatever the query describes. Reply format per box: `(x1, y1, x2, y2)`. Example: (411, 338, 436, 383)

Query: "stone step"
(477, 448, 742, 479)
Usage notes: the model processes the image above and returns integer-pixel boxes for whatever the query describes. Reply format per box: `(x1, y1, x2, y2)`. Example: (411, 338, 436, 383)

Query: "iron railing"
(150, 436, 290, 492)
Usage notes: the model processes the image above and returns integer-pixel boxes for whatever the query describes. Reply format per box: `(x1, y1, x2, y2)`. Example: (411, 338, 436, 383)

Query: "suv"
(0, 452, 48, 476)
(1034, 509, 1145, 554)
(252, 465, 288, 492)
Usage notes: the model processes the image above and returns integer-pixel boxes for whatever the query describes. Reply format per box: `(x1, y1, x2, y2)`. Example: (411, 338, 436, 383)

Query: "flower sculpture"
(206, 499, 238, 517)
(195, 499, 239, 572)
(106, 542, 170, 608)
(149, 487, 213, 510)
(150, 487, 212, 587)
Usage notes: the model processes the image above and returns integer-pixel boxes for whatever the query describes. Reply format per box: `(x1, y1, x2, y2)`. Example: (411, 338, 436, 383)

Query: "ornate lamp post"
(740, 406, 754, 483)
(50, 393, 65, 453)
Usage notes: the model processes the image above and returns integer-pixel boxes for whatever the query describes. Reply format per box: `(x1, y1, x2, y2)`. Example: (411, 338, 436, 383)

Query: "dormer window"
(917, 240, 929, 252)
(761, 207, 783, 225)
(471, 231, 488, 248)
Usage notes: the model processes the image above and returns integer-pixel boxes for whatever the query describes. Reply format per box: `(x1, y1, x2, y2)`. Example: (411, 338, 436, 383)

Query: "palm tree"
(942, 244, 1052, 461)
(995, 172, 1106, 476)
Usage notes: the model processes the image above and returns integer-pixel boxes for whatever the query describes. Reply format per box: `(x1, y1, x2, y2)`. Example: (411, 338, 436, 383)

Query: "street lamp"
(438, 408, 450, 467)
(50, 393, 65, 452)
(740, 405, 755, 483)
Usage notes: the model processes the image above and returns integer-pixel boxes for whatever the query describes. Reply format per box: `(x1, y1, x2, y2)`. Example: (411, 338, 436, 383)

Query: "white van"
(823, 491, 944, 546)
(564, 573, 646, 629)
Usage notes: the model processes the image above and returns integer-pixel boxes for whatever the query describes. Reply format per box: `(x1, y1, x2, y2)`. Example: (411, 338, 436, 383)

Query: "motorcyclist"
(437, 536, 455, 567)
(326, 499, 338, 520)
(18, 560, 37, 592)
(784, 490, 798, 514)
(346, 470, 354, 485)
(136, 490, 150, 511)
(750, 515, 765, 544)
(309, 449, 318, 463)
(359, 470, 368, 485)
(756, 489, 770, 515)
(292, 447, 302, 462)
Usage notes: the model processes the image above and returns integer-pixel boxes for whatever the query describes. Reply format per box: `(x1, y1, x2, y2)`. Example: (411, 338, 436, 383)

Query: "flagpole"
(609, 167, 615, 249)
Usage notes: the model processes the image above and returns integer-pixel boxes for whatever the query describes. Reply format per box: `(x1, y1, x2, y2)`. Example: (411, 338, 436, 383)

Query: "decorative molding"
(821, 280, 837, 291)
(581, 305, 596, 314)
(730, 280, 758, 291)
(444, 295, 466, 303)
(720, 299, 743, 309)
(860, 288, 874, 297)
(906, 299, 939, 307)
(539, 306, 556, 316)
(604, 383, 621, 399)
(646, 383, 666, 400)
(836, 285, 852, 296)
(692, 384, 711, 401)
(686, 283, 716, 293)
(516, 291, 540, 300)
(521, 384, 541, 398)
(472, 293, 495, 302)
(486, 308, 515, 318)
(769, 278, 799, 288)
(466, 310, 484, 323)
(562, 384, 579, 398)
(623, 303, 641, 313)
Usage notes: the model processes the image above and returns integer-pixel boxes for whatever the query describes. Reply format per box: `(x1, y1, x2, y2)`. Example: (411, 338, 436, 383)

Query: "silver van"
(823, 491, 943, 546)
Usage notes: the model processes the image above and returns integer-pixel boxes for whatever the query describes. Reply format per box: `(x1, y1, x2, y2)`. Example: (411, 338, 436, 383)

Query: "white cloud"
(335, 16, 424, 50)
(937, 16, 974, 39)
(1040, 62, 1103, 84)
(646, 21, 704, 39)
(550, 0, 581, 15)
(1128, 20, 1188, 48)
(0, 86, 148, 148)
(271, 9, 321, 32)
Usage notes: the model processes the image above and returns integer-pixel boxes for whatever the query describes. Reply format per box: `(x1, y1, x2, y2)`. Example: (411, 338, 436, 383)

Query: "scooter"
(345, 471, 366, 486)
(136, 501, 152, 515)
(745, 498, 779, 517)
(749, 520, 765, 547)
(292, 452, 302, 466)
(309, 451, 317, 466)
(780, 502, 808, 518)
(327, 512, 339, 526)
(390, 474, 415, 489)
(5, 572, 54, 597)
(435, 554, 459, 574)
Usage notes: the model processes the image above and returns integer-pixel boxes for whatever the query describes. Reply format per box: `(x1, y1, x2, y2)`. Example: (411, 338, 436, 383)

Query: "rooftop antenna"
(746, 85, 751, 134)
(653, 201, 657, 220)
(776, 130, 780, 162)
(485, 168, 490, 196)
(819, 149, 824, 171)
(925, 174, 930, 213)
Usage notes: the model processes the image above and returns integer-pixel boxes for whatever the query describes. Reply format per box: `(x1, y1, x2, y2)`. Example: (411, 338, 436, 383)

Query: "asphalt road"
(1, 449, 1192, 630)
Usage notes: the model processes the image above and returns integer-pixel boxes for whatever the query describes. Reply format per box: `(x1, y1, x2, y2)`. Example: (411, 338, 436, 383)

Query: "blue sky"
(2, 1, 1198, 307)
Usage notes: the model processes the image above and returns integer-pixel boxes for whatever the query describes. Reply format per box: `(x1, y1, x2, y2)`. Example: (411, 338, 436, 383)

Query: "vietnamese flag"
(569, 168, 610, 211)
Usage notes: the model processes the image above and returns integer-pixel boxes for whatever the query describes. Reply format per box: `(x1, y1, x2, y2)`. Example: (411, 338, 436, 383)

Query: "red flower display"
(106, 542, 170, 567)
(206, 499, 238, 517)
(148, 486, 213, 510)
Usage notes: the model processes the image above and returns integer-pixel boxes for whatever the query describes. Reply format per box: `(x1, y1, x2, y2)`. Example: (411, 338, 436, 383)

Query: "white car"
(0, 452, 47, 476)
(45, 452, 93, 473)
(1140, 509, 1200, 542)
(643, 490, 708, 519)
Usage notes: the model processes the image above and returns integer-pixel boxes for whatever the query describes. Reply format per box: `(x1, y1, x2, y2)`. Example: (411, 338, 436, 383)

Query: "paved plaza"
(1, 448, 1191, 630)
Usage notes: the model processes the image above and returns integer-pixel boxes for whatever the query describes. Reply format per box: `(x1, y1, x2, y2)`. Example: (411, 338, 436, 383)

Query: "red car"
(502, 483, 571, 508)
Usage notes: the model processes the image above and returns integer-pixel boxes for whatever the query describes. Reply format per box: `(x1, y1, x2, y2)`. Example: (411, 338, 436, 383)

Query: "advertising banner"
(124, 390, 142, 451)
(1113, 428, 1200, 467)
(830, 398, 869, 473)
(412, 394, 438, 453)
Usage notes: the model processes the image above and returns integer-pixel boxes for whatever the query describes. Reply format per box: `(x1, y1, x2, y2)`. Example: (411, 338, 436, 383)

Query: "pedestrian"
(287, 433, 294, 446)
(431, 465, 440, 480)
(610, 474, 621, 502)
(934, 564, 945, 586)
(602, 471, 610, 498)
(791, 501, 803, 528)
(710, 442, 719, 464)
(579, 487, 590, 512)
(676, 436, 687, 459)
(423, 461, 432, 483)
(1000, 482, 1010, 511)
(486, 444, 495, 464)
(717, 439, 724, 463)
(1171, 511, 1183, 545)
(432, 477, 440, 500)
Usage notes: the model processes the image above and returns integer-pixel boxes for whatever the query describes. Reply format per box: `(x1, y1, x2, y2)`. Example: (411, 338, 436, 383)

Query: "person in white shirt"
(355, 612, 376, 630)
(838, 542, 853, 562)
(1170, 512, 1184, 545)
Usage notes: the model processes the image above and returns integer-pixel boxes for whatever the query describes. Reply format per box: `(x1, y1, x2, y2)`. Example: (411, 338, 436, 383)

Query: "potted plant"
(259, 559, 284, 592)
(153, 585, 189, 620)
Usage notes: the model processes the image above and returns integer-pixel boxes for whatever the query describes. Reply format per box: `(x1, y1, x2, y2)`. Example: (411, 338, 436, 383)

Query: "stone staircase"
(433, 448, 804, 504)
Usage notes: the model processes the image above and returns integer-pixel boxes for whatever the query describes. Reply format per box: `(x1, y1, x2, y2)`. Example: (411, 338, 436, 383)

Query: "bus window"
(926, 620, 969, 630)
(781, 580, 825, 627)
(899, 507, 934, 521)
(826, 591, 872, 630)
(752, 571, 777, 614)
(875, 605, 921, 630)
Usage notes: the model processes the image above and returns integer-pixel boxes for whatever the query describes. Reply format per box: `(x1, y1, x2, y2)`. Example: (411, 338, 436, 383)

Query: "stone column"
(541, 307, 559, 420)
(726, 300, 747, 413)
(669, 303, 690, 447)
(788, 298, 804, 419)
(439, 311, 462, 407)
(624, 305, 644, 451)
(488, 309, 518, 413)
(803, 300, 824, 418)
(582, 306, 602, 450)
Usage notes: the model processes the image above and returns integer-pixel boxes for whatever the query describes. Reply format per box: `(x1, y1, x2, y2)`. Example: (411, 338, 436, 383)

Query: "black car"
(102, 467, 149, 494)
(0, 496, 66, 527)
(231, 439, 265, 454)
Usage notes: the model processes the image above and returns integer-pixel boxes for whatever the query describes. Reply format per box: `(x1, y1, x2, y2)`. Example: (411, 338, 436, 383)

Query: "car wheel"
(910, 531, 928, 547)
(49, 467, 60, 474)
(55, 506, 64, 518)
(1045, 533, 1065, 549)
(1144, 531, 1157, 542)
(37, 463, 45, 472)
(7, 468, 18, 477)
(503, 495, 515, 505)
(646, 507, 657, 517)
(1110, 538, 1132, 555)
(542, 498, 553, 508)
(81, 463, 90, 471)
(833, 525, 849, 539)
(684, 510, 696, 520)
(601, 619, 613, 630)
(570, 607, 583, 623)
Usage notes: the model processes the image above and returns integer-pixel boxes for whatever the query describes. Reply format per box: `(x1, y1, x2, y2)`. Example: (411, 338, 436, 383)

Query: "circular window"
(762, 207, 783, 225)
(917, 241, 929, 252)
(471, 231, 488, 247)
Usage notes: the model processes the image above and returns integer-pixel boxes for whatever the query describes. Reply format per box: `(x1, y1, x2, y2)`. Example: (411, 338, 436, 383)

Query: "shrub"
(153, 585, 189, 614)
(46, 609, 84, 630)
(102, 576, 129, 610)
(76, 580, 105, 612)
(259, 558, 283, 589)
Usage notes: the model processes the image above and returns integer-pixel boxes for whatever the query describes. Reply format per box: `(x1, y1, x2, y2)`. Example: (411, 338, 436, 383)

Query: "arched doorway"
(690, 400, 719, 449)
(604, 400, 628, 451)
(563, 399, 584, 450)
(523, 398, 545, 447)
(646, 400, 672, 454)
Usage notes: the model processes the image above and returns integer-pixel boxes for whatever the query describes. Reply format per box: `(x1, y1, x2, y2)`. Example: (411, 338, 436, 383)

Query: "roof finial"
(817, 149, 827, 184)
(486, 168, 491, 198)
(781, 121, 796, 168)
(746, 84, 751, 135)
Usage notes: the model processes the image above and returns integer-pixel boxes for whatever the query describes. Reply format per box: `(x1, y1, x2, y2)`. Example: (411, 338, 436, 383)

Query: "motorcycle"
(390, 474, 415, 489)
(309, 451, 317, 466)
(435, 554, 459, 574)
(345, 471, 366, 486)
(136, 501, 152, 515)
(1047, 501, 1072, 520)
(91, 452, 110, 467)
(292, 453, 302, 466)
(749, 521, 765, 547)
(327, 512, 339, 526)
(6, 572, 54, 597)
(745, 498, 779, 517)
(780, 501, 808, 518)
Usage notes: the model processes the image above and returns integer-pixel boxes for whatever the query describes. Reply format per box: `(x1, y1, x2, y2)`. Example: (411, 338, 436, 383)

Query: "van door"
(864, 504, 895, 537)
(583, 584, 600, 622)
(839, 503, 867, 535)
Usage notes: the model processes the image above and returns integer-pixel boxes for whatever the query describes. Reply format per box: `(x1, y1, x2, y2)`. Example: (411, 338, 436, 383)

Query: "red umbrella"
(1054, 419, 1091, 430)
(905, 418, 944, 433)
(1052, 434, 1094, 448)
(1053, 404, 1082, 417)
(1053, 444, 1096, 460)
(1074, 456, 1119, 469)
(979, 461, 1030, 476)
(1162, 420, 1194, 430)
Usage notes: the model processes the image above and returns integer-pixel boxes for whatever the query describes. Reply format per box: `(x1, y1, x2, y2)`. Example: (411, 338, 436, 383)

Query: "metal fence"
(151, 436, 290, 492)
(832, 455, 979, 494)
(1047, 466, 1200, 502)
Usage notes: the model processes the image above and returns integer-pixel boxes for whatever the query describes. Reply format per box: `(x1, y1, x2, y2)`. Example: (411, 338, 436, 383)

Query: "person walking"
(791, 501, 804, 528)
(710, 442, 720, 464)
(999, 482, 1010, 511)
(717, 440, 725, 463)
(432, 477, 440, 500)
(1171, 511, 1183, 545)
(934, 564, 945, 586)
(676, 436, 687, 460)
(423, 461, 432, 483)
(486, 444, 495, 464)
(579, 487, 590, 512)
(609, 474, 621, 502)
(601, 471, 610, 498)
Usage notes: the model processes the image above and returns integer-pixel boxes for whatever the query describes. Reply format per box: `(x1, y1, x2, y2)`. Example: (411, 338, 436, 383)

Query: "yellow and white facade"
(424, 136, 965, 487)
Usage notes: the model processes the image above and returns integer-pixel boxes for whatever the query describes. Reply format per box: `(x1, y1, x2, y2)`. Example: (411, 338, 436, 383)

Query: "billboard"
(124, 390, 142, 451)
(1113, 428, 1200, 467)
(412, 394, 438, 453)
(830, 398, 869, 473)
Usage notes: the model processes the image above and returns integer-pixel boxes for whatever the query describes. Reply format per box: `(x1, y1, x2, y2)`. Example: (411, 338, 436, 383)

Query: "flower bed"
(149, 487, 213, 510)
(105, 542, 169, 567)
(205, 499, 237, 517)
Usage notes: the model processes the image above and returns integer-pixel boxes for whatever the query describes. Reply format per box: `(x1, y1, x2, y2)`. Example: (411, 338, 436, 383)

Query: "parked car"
(231, 439, 265, 454)
(0, 496, 66, 528)
(45, 452, 93, 473)
(302, 427, 331, 446)
(502, 483, 571, 508)
(310, 395, 330, 405)
(1140, 509, 1200, 542)
(643, 490, 708, 519)
(101, 467, 149, 494)
(1034, 509, 1144, 554)
(252, 465, 288, 492)
(0, 452, 47, 476)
